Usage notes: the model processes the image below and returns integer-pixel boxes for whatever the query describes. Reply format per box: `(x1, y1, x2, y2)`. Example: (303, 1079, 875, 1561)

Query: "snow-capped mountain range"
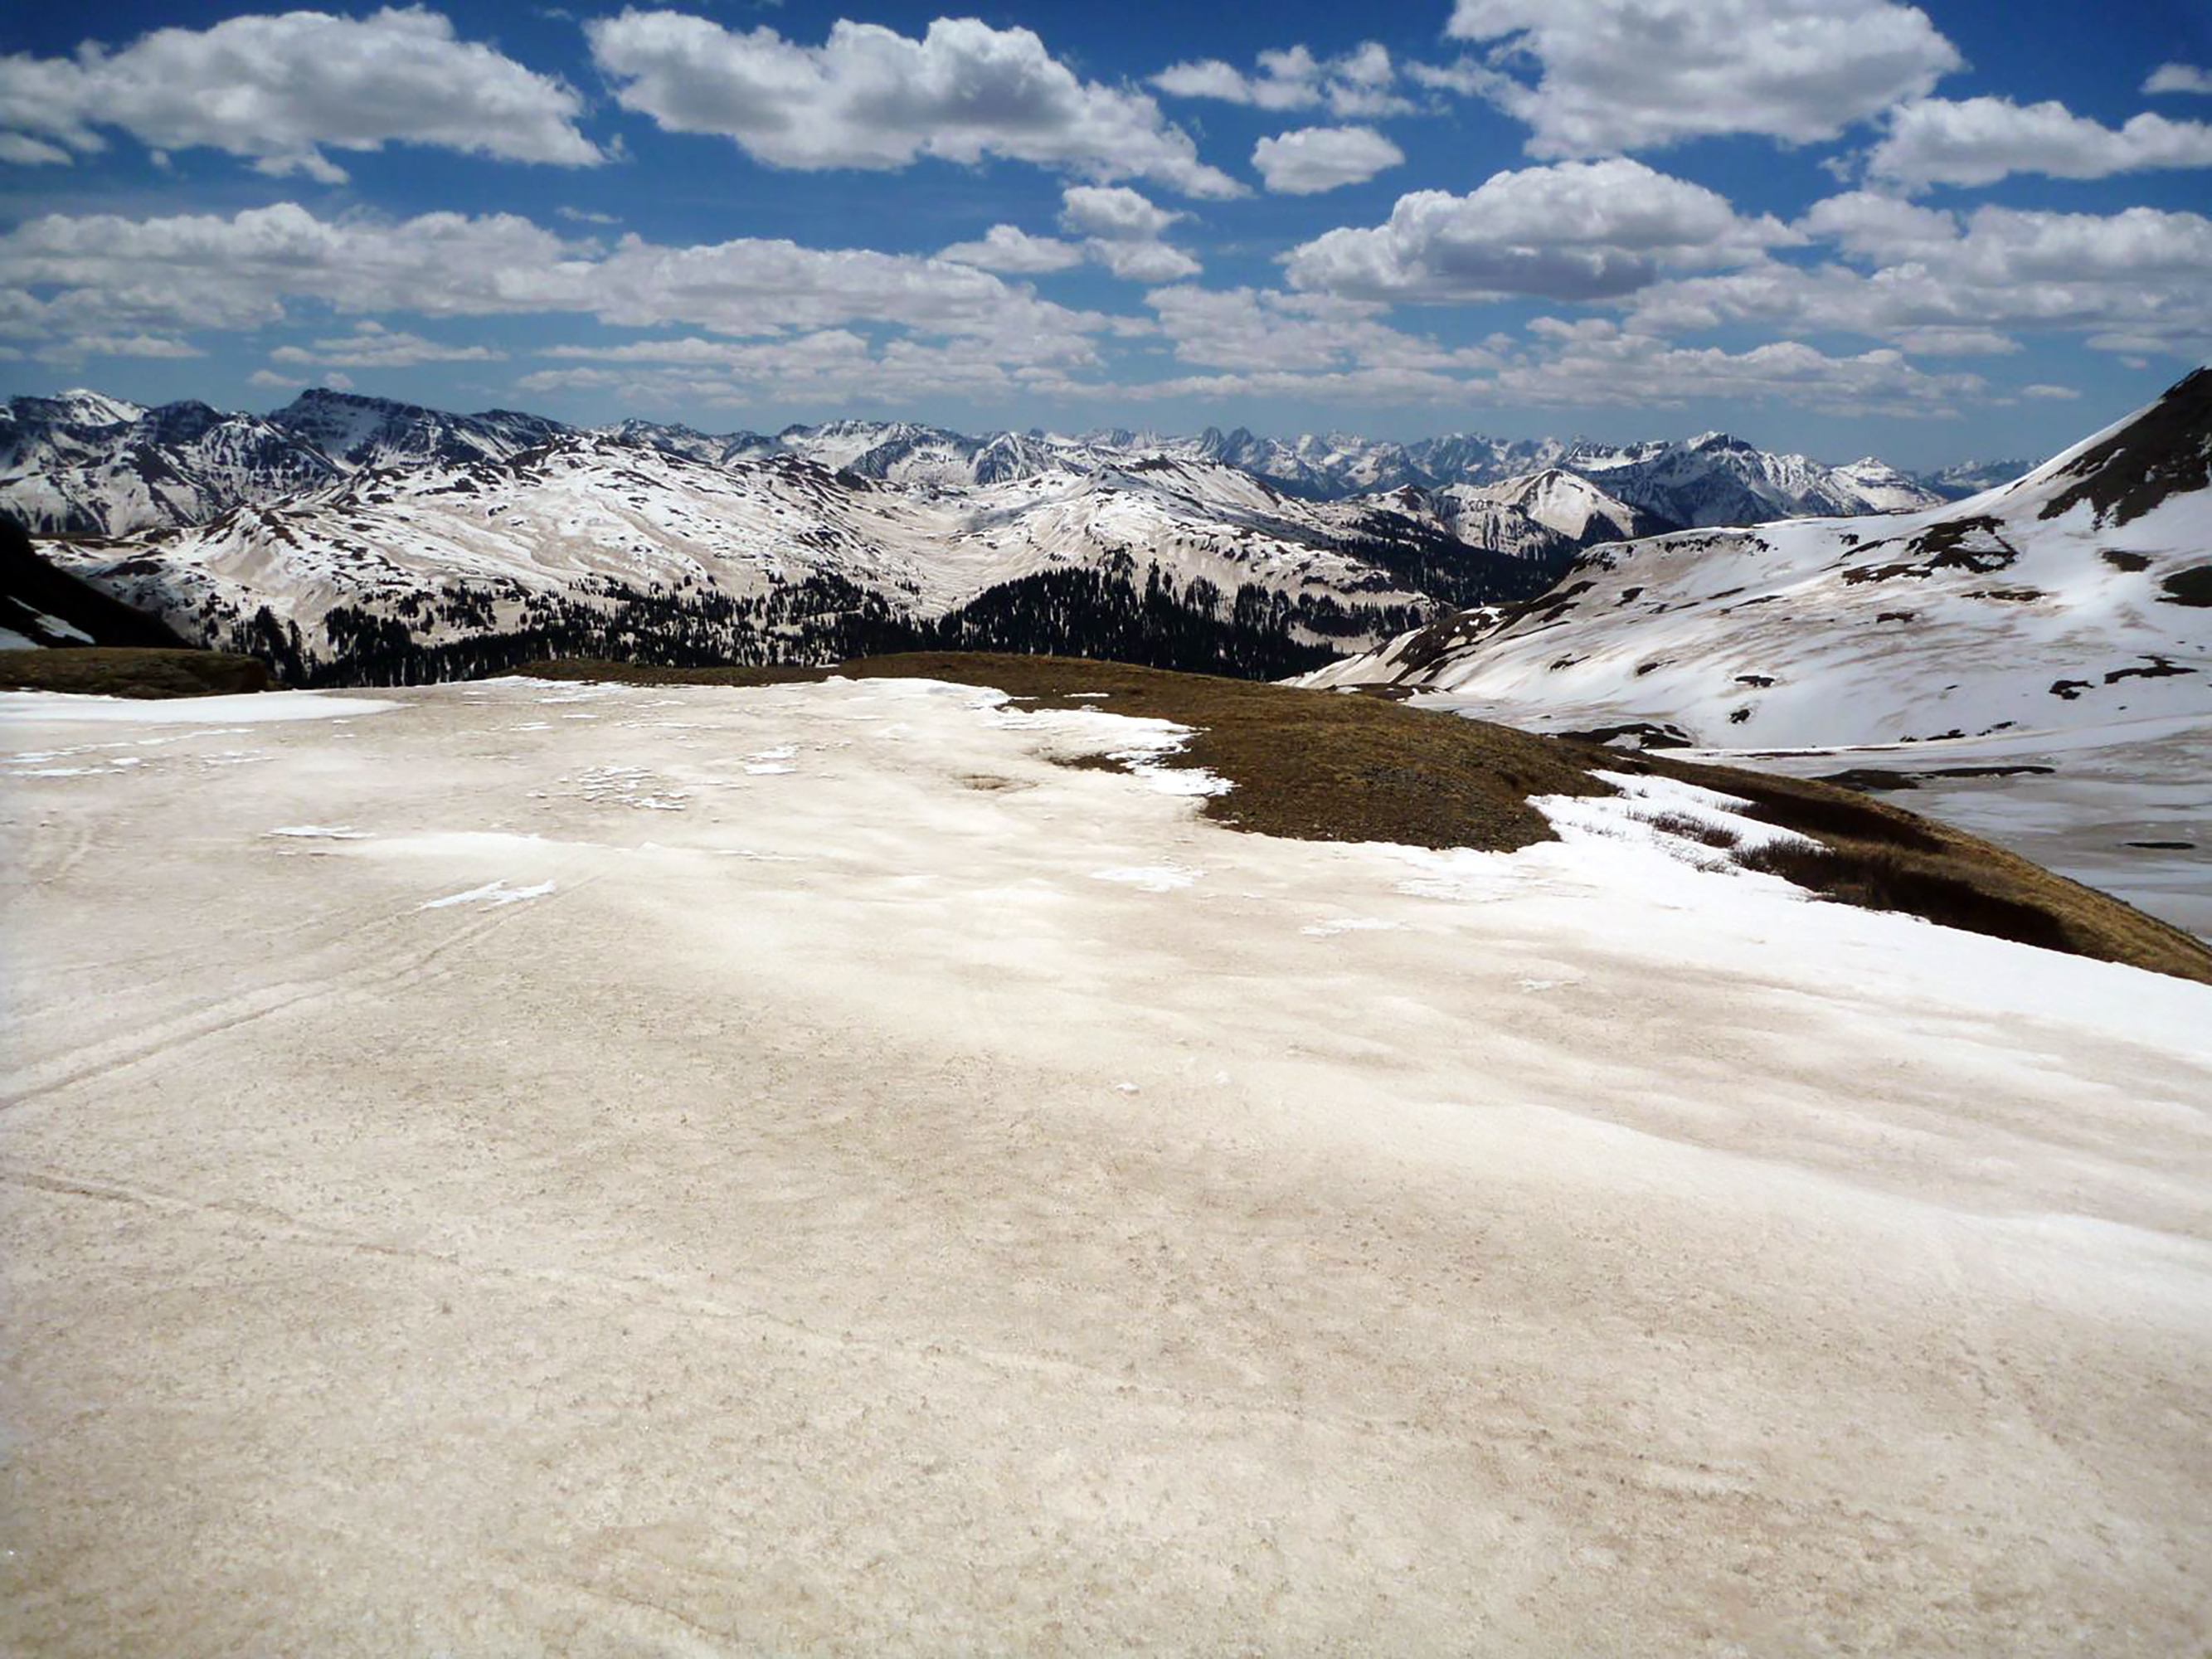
(0, 382, 2044, 686)
(29, 432, 1599, 682)
(1368, 470, 1675, 562)
(1558, 432, 1939, 526)
(2, 386, 1987, 541)
(0, 392, 343, 538)
(1305, 369, 2212, 751)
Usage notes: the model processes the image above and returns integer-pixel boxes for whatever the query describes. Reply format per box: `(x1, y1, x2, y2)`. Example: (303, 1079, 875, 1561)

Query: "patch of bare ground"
(513, 654, 2212, 985)
(0, 648, 273, 698)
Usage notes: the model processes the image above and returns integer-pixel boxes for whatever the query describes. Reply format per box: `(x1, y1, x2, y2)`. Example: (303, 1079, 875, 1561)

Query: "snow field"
(2, 674, 2209, 1654)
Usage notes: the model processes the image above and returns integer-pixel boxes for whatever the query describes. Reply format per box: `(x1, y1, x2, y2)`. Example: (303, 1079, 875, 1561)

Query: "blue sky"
(2, 1, 2208, 466)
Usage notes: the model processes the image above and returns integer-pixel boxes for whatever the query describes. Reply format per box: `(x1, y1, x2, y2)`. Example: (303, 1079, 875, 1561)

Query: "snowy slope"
(1829, 455, 1943, 513)
(0, 517, 185, 650)
(936, 456, 1463, 600)
(4, 675, 2209, 1654)
(0, 386, 578, 537)
(766, 416, 1953, 512)
(1916, 457, 2035, 500)
(46, 439, 984, 662)
(1407, 431, 1571, 488)
(0, 389, 148, 474)
(1306, 369, 2212, 748)
(591, 417, 766, 466)
(3, 386, 1977, 541)
(1184, 424, 1950, 518)
(1669, 716, 2212, 941)
(1179, 426, 1579, 498)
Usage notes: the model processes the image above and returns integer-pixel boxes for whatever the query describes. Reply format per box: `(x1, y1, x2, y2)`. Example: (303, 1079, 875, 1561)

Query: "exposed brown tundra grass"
(0, 647, 272, 698)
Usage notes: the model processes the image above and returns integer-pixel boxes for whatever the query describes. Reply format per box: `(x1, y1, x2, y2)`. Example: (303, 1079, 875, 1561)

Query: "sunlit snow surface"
(1403, 696, 2212, 941)
(3, 675, 2210, 1655)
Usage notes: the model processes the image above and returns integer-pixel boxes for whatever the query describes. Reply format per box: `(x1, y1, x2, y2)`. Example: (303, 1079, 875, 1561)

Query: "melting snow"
(1087, 864, 1204, 893)
(417, 878, 556, 911)
(0, 689, 399, 724)
(5, 674, 2209, 1657)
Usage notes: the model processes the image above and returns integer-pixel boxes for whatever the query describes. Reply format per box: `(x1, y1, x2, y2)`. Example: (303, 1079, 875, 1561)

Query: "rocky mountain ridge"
(2, 386, 1991, 539)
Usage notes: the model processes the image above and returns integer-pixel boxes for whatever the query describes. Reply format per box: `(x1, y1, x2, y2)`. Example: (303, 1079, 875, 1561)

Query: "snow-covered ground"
(4, 677, 2210, 1654)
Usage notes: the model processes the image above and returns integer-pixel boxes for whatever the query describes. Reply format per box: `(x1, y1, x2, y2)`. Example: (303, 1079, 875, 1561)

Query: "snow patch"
(989, 703, 1232, 799)
(417, 879, 556, 911)
(562, 765, 691, 810)
(0, 690, 400, 725)
(1534, 770, 1821, 872)
(1088, 864, 1203, 893)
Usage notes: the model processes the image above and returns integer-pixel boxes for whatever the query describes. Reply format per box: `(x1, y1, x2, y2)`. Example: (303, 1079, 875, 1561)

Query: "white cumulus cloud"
(1442, 0, 1962, 157)
(1058, 185, 1184, 243)
(0, 202, 1122, 378)
(936, 224, 1086, 273)
(1152, 42, 1411, 119)
(1283, 159, 1794, 302)
(520, 328, 1101, 408)
(937, 190, 1201, 282)
(1491, 327, 1986, 418)
(0, 132, 70, 166)
(0, 8, 600, 182)
(1057, 186, 1200, 279)
(1147, 285, 1495, 376)
(1252, 127, 1404, 195)
(34, 333, 203, 363)
(587, 12, 1241, 198)
(1089, 243, 1201, 282)
(1632, 197, 2212, 360)
(270, 322, 504, 368)
(1864, 96, 2212, 190)
(2145, 64, 2212, 96)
